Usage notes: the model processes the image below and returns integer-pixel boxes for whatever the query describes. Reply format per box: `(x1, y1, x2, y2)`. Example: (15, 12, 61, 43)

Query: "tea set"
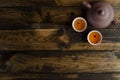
(72, 1, 115, 45)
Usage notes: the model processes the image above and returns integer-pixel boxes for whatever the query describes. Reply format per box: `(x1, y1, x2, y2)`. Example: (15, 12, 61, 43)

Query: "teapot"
(83, 1, 114, 28)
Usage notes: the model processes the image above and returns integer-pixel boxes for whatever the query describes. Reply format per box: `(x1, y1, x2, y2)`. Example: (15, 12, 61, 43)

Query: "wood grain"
(0, 73, 120, 80)
(0, 0, 119, 7)
(0, 0, 57, 7)
(0, 29, 62, 50)
(0, 7, 119, 27)
(0, 29, 119, 50)
(0, 0, 119, 79)
(0, 7, 42, 27)
(0, 7, 81, 27)
(55, 0, 120, 6)
(2, 51, 119, 73)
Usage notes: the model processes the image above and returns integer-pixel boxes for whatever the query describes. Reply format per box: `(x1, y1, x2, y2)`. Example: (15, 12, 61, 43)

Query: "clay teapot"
(83, 1, 114, 28)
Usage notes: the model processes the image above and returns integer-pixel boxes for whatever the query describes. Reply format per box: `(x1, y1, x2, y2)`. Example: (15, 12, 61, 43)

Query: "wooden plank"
(0, 0, 57, 7)
(0, 7, 119, 27)
(0, 73, 119, 80)
(68, 28, 120, 42)
(69, 43, 120, 50)
(1, 51, 120, 73)
(0, 0, 119, 7)
(0, 73, 80, 80)
(55, 0, 120, 6)
(0, 7, 81, 27)
(93, 29, 120, 42)
(41, 7, 120, 26)
(0, 42, 119, 51)
(0, 7, 42, 27)
(0, 29, 63, 50)
(0, 29, 119, 50)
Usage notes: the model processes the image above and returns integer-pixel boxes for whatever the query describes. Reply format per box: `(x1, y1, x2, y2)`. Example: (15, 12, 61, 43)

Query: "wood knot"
(59, 34, 69, 44)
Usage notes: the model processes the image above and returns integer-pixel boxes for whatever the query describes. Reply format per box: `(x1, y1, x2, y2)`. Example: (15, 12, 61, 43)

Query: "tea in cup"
(87, 30, 103, 45)
(72, 17, 87, 32)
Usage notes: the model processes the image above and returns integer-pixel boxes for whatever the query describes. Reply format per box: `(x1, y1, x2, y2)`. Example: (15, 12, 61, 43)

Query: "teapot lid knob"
(97, 10, 105, 16)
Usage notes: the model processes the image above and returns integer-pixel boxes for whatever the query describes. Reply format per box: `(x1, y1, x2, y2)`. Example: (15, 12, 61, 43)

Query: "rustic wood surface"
(0, 0, 120, 80)
(0, 0, 120, 7)
(0, 7, 120, 28)
(3, 51, 120, 73)
(0, 29, 120, 50)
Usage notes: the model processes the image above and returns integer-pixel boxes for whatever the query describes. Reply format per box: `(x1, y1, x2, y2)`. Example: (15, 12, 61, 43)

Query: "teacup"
(87, 30, 103, 45)
(72, 17, 87, 32)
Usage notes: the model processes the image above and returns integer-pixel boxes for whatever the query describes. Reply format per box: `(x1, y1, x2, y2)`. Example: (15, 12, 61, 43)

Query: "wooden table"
(0, 0, 120, 80)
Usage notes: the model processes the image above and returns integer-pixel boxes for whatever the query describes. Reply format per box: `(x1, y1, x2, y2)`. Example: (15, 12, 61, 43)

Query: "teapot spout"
(83, 1, 92, 9)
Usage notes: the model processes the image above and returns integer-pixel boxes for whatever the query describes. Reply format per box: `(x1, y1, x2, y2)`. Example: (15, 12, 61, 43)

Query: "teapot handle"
(83, 1, 92, 9)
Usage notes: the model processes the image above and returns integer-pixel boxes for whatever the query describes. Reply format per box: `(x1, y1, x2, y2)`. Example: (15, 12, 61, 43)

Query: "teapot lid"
(87, 2, 114, 28)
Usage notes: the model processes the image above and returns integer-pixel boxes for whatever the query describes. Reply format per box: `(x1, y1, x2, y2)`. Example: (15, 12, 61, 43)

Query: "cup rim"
(87, 30, 103, 45)
(72, 17, 87, 32)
